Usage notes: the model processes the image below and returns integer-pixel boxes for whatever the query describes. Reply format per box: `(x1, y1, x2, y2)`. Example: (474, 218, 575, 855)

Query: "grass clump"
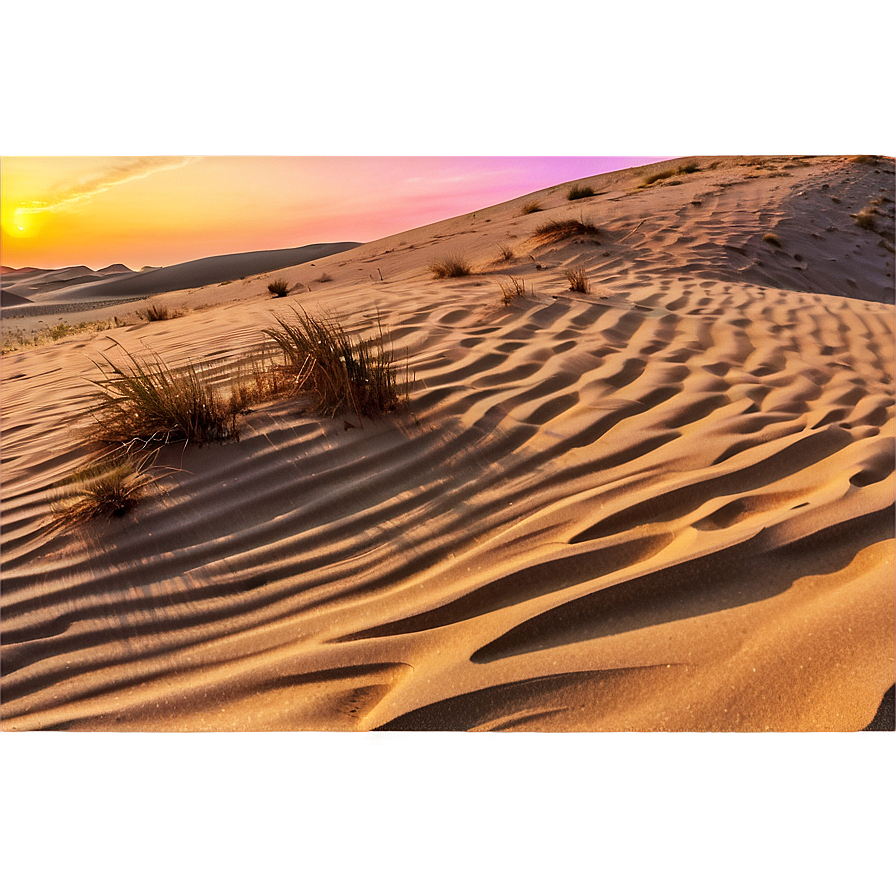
(267, 278, 291, 297)
(264, 307, 405, 418)
(428, 254, 472, 279)
(533, 218, 600, 243)
(567, 184, 595, 200)
(52, 455, 153, 525)
(141, 304, 177, 321)
(89, 344, 244, 450)
(496, 243, 515, 262)
(762, 232, 782, 246)
(499, 277, 529, 306)
(854, 206, 878, 231)
(566, 266, 589, 293)
(1, 317, 126, 354)
(521, 200, 543, 215)
(640, 162, 700, 188)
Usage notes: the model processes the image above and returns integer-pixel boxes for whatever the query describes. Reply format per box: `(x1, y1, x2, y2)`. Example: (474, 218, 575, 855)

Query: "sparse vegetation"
(267, 278, 290, 297)
(52, 455, 154, 525)
(640, 162, 700, 188)
(854, 206, 878, 231)
(428, 254, 472, 279)
(521, 200, 543, 215)
(762, 232, 782, 247)
(89, 344, 245, 449)
(567, 184, 595, 201)
(315, 272, 334, 283)
(264, 307, 406, 418)
(496, 243, 515, 262)
(141, 304, 176, 321)
(1, 317, 128, 354)
(533, 218, 600, 243)
(499, 277, 529, 306)
(566, 266, 589, 293)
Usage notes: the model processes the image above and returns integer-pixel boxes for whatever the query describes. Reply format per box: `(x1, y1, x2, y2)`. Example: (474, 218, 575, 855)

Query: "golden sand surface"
(1, 155, 893, 731)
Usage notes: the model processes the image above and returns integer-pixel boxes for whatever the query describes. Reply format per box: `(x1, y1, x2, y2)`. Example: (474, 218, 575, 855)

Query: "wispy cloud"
(22, 157, 197, 215)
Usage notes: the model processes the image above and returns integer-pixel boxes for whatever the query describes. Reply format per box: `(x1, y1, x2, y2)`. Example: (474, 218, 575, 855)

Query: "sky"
(0, 0, 896, 269)
(0, 156, 670, 271)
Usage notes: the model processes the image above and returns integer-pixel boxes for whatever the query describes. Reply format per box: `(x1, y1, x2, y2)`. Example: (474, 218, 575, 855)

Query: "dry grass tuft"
(566, 266, 589, 293)
(533, 218, 600, 244)
(496, 244, 515, 262)
(499, 277, 529, 306)
(567, 184, 595, 201)
(762, 232, 782, 246)
(141, 304, 179, 322)
(640, 162, 700, 188)
(264, 307, 406, 418)
(89, 343, 244, 450)
(854, 206, 878, 231)
(267, 278, 291, 297)
(521, 200, 543, 215)
(52, 455, 155, 525)
(428, 254, 473, 279)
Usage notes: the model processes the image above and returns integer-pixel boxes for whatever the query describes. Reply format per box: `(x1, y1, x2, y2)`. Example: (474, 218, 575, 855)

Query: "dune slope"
(1, 155, 893, 731)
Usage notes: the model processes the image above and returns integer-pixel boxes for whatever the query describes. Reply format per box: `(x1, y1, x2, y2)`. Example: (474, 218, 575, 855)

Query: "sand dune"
(1, 155, 893, 731)
(2, 243, 363, 309)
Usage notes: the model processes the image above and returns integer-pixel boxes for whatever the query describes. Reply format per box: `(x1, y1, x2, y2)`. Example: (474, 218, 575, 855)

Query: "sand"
(1, 155, 893, 731)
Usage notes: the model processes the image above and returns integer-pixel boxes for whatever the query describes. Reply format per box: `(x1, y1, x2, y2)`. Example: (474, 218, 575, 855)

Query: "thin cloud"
(22, 157, 197, 215)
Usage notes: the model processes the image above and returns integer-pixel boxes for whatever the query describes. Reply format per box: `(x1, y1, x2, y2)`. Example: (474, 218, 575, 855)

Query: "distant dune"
(0, 288, 32, 307)
(1, 155, 893, 732)
(10, 243, 361, 303)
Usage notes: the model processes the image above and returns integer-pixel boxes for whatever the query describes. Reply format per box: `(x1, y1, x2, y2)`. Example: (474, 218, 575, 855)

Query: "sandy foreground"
(1, 155, 893, 732)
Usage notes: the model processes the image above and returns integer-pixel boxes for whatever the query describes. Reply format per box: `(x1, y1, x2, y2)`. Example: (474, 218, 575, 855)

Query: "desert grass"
(229, 347, 298, 408)
(499, 277, 529, 306)
(89, 343, 244, 450)
(640, 162, 700, 188)
(854, 206, 878, 231)
(267, 278, 291, 297)
(314, 272, 334, 283)
(52, 454, 155, 525)
(533, 218, 600, 244)
(567, 184, 595, 201)
(762, 232, 782, 246)
(264, 307, 406, 418)
(428, 254, 472, 279)
(495, 243, 515, 262)
(521, 200, 543, 215)
(566, 266, 589, 293)
(0, 316, 130, 354)
(141, 304, 179, 322)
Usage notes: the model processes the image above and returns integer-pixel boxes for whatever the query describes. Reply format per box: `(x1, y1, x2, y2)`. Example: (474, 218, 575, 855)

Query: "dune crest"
(1, 155, 893, 731)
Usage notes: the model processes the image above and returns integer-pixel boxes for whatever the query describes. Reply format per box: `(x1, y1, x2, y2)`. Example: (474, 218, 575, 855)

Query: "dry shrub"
(640, 162, 700, 188)
(762, 232, 782, 246)
(521, 200, 543, 215)
(533, 218, 600, 243)
(566, 266, 589, 293)
(264, 307, 406, 418)
(496, 244, 515, 262)
(52, 455, 154, 525)
(854, 206, 878, 231)
(428, 255, 472, 279)
(567, 184, 595, 200)
(267, 278, 290, 297)
(499, 277, 529, 306)
(89, 344, 244, 450)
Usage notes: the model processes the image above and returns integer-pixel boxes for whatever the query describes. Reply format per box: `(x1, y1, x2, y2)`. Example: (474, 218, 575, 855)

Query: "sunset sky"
(0, 156, 669, 271)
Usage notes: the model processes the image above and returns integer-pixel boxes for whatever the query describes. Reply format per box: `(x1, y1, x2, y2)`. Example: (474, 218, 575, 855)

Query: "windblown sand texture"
(1, 155, 894, 731)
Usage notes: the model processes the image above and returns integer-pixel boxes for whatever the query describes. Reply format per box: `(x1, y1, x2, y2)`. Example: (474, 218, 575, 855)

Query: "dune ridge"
(1, 155, 893, 731)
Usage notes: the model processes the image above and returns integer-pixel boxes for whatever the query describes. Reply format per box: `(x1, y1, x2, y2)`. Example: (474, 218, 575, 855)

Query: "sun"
(1, 204, 46, 240)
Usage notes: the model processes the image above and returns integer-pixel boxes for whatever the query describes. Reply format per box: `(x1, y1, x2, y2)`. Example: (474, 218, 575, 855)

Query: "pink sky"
(1, 156, 671, 271)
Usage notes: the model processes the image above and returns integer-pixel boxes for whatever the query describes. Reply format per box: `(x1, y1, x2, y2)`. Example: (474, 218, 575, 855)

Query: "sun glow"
(1, 204, 45, 240)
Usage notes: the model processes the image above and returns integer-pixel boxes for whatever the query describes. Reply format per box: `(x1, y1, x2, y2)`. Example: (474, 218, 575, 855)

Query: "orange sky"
(0, 156, 668, 271)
